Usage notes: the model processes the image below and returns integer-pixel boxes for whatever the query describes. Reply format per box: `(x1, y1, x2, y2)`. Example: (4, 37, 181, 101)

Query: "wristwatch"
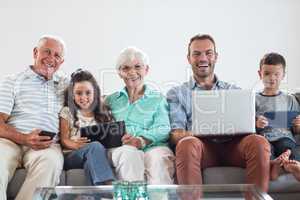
(136, 136, 146, 149)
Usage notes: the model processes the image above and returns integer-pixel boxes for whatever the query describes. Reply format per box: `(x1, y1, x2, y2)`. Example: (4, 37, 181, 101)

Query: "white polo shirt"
(0, 66, 68, 134)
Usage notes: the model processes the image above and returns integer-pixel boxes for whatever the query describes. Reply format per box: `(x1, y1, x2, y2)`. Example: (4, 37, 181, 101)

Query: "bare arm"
(0, 112, 27, 144)
(59, 117, 89, 150)
(0, 112, 53, 150)
(170, 129, 193, 145)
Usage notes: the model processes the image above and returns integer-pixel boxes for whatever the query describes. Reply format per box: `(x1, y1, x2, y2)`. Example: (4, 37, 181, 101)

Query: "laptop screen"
(192, 89, 255, 137)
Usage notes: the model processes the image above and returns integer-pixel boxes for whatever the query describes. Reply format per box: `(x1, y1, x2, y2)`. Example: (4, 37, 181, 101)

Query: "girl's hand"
(256, 115, 268, 128)
(70, 137, 90, 150)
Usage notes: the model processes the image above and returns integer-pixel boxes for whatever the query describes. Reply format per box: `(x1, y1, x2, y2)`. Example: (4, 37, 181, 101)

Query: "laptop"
(80, 121, 125, 148)
(192, 89, 256, 137)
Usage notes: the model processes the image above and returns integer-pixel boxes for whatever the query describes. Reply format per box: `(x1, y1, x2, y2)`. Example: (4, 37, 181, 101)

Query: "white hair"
(116, 46, 149, 69)
(37, 35, 66, 56)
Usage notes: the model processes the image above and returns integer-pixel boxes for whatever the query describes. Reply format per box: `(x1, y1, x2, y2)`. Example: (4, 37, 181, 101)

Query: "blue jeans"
(64, 141, 115, 185)
(270, 138, 300, 161)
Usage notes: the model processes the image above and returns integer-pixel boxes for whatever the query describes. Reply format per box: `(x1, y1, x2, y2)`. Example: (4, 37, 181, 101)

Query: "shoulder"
(105, 91, 120, 105)
(217, 80, 240, 89)
(59, 106, 73, 120)
(167, 81, 190, 98)
(0, 72, 27, 93)
(146, 87, 165, 99)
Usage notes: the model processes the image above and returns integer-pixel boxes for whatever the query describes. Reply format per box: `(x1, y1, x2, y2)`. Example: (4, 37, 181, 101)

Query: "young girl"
(60, 68, 115, 185)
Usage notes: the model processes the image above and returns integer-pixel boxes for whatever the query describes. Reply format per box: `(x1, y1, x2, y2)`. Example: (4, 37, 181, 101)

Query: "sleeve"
(136, 96, 171, 145)
(0, 76, 16, 115)
(166, 87, 188, 130)
(59, 106, 72, 121)
(290, 94, 300, 112)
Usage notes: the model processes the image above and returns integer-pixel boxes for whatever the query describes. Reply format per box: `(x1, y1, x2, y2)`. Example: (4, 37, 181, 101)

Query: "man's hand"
(256, 115, 268, 129)
(121, 134, 142, 149)
(23, 129, 53, 150)
(170, 129, 193, 145)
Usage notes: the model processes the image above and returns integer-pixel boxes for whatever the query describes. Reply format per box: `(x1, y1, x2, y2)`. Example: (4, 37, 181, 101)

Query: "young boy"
(256, 52, 300, 181)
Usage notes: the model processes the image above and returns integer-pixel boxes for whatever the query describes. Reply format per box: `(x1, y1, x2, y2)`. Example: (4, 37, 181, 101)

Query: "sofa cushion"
(203, 167, 245, 184)
(65, 169, 91, 186)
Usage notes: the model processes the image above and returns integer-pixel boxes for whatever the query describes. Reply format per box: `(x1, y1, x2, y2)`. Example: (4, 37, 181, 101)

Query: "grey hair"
(116, 46, 149, 69)
(37, 35, 66, 56)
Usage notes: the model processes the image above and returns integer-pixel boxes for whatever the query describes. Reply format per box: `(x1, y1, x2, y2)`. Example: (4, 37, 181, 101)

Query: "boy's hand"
(256, 115, 268, 128)
(292, 115, 300, 134)
(293, 115, 300, 127)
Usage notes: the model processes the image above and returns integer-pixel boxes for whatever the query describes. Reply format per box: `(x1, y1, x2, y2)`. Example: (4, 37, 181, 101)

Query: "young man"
(167, 34, 271, 192)
(0, 35, 68, 200)
(256, 52, 300, 180)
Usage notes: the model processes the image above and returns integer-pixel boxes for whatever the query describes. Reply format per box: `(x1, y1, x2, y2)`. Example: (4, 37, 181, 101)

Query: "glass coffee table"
(33, 184, 273, 200)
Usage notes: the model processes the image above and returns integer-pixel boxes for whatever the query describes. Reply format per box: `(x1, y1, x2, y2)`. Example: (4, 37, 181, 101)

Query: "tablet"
(80, 121, 125, 148)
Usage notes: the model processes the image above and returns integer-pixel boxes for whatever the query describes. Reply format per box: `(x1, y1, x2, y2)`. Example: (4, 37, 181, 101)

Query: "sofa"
(7, 164, 300, 200)
(7, 94, 300, 200)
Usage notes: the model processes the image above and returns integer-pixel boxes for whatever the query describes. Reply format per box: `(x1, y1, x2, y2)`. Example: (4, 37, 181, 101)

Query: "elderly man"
(0, 35, 68, 200)
(167, 34, 271, 192)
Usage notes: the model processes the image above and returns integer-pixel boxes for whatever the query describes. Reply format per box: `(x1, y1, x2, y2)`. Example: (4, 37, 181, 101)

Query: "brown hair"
(259, 52, 286, 72)
(64, 68, 114, 128)
(188, 34, 216, 56)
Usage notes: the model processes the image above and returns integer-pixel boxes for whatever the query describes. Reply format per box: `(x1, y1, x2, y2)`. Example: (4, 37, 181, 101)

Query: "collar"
(188, 75, 223, 90)
(118, 84, 150, 99)
(24, 66, 61, 83)
(259, 91, 282, 97)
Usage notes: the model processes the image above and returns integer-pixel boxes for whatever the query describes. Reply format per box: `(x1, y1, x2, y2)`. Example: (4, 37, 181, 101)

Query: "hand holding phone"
(39, 131, 56, 140)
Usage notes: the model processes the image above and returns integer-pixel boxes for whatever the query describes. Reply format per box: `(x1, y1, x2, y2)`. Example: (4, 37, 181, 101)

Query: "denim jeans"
(64, 141, 115, 185)
(270, 137, 300, 161)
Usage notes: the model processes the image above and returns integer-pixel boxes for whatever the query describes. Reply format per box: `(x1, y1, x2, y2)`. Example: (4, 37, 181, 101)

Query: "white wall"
(0, 0, 299, 95)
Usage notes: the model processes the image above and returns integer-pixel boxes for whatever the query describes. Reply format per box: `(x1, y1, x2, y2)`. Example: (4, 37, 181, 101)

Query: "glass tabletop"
(33, 184, 273, 200)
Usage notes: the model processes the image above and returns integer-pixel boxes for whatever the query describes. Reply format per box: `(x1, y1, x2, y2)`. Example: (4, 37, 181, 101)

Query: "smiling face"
(118, 58, 149, 89)
(259, 64, 285, 92)
(32, 38, 64, 80)
(188, 39, 218, 80)
(73, 81, 95, 112)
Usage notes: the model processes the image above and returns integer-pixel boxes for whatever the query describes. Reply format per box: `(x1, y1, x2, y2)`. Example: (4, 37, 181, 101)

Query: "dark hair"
(259, 52, 286, 72)
(64, 69, 114, 128)
(188, 34, 216, 56)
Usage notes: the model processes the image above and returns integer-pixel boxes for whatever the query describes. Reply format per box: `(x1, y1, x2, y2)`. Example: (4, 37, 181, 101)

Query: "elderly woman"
(105, 47, 175, 184)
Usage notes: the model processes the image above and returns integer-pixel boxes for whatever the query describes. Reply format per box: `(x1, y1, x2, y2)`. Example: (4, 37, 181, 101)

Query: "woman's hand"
(256, 115, 268, 129)
(121, 134, 142, 149)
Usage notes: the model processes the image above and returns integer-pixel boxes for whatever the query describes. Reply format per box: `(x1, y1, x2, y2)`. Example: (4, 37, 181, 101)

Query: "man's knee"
(176, 136, 202, 154)
(244, 134, 270, 154)
(27, 147, 63, 171)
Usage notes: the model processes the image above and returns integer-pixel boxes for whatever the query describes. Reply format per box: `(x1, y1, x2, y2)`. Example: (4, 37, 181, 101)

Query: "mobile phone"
(39, 131, 56, 140)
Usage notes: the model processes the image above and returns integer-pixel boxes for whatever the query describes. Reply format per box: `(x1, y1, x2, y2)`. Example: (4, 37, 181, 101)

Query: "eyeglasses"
(119, 64, 145, 72)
